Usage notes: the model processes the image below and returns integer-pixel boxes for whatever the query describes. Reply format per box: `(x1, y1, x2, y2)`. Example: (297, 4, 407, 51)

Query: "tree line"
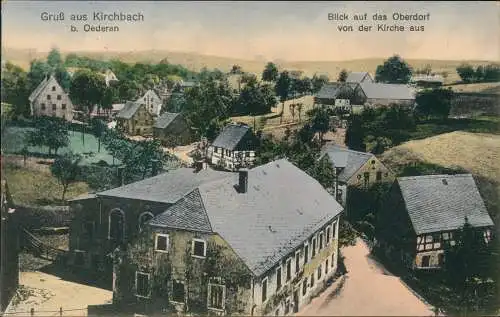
(456, 63, 500, 84)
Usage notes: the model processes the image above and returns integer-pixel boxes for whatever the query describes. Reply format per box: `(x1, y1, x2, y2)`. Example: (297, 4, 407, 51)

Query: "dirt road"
(297, 239, 435, 316)
(4, 271, 112, 316)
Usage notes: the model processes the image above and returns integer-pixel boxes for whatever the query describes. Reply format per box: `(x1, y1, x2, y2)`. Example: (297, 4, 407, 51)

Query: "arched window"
(138, 211, 154, 232)
(109, 208, 125, 242)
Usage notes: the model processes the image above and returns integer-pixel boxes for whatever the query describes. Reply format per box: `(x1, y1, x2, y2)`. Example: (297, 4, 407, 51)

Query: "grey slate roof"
(397, 174, 494, 235)
(315, 83, 341, 99)
(346, 72, 371, 83)
(212, 124, 252, 151)
(358, 82, 416, 100)
(150, 189, 212, 233)
(150, 159, 344, 277)
(321, 144, 374, 183)
(97, 167, 232, 204)
(116, 101, 141, 119)
(154, 112, 181, 129)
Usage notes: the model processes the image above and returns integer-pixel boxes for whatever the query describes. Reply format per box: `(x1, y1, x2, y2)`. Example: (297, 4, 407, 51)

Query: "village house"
(136, 89, 164, 117)
(208, 123, 257, 171)
(28, 74, 74, 121)
(102, 69, 119, 87)
(320, 144, 394, 206)
(0, 178, 19, 313)
(111, 159, 344, 316)
(314, 82, 358, 110)
(115, 101, 155, 136)
(153, 112, 192, 147)
(67, 165, 232, 288)
(353, 82, 416, 108)
(345, 72, 374, 83)
(410, 75, 444, 88)
(377, 174, 494, 270)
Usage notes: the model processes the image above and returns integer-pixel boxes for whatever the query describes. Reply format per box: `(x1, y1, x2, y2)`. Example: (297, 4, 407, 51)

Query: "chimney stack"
(238, 169, 249, 193)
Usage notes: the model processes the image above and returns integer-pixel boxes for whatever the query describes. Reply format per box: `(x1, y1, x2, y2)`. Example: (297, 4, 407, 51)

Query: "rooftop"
(212, 123, 254, 151)
(397, 174, 494, 234)
(321, 144, 374, 183)
(115, 101, 142, 120)
(346, 72, 372, 83)
(358, 82, 416, 100)
(153, 112, 181, 129)
(150, 159, 344, 277)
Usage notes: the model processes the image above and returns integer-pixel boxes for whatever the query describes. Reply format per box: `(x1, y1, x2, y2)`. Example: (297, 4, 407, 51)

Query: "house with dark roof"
(314, 82, 358, 109)
(67, 165, 232, 284)
(116, 101, 155, 136)
(28, 74, 74, 121)
(110, 159, 344, 316)
(0, 178, 19, 313)
(346, 72, 374, 84)
(353, 82, 416, 108)
(320, 145, 394, 205)
(153, 112, 191, 146)
(208, 123, 258, 171)
(377, 174, 494, 270)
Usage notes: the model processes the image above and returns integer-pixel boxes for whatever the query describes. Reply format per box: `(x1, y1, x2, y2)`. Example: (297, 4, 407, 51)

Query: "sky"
(2, 1, 499, 61)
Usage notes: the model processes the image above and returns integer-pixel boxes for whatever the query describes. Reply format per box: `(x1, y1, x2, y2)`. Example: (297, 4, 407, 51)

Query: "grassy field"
(3, 160, 89, 206)
(2, 126, 118, 165)
(3, 47, 497, 84)
(446, 82, 500, 94)
(409, 116, 500, 140)
(381, 131, 500, 223)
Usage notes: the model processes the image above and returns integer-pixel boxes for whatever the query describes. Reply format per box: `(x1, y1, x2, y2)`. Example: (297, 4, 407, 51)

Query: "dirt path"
(296, 238, 435, 316)
(5, 271, 112, 316)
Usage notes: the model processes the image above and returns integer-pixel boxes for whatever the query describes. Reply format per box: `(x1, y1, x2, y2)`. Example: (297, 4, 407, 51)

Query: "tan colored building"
(320, 145, 394, 206)
(101, 159, 343, 316)
(378, 174, 494, 270)
(28, 74, 74, 121)
(136, 89, 163, 117)
(115, 101, 154, 136)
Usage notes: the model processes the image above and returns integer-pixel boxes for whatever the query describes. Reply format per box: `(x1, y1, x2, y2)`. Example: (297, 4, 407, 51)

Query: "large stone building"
(0, 178, 19, 313)
(136, 90, 163, 117)
(28, 74, 74, 121)
(320, 144, 394, 206)
(115, 101, 155, 136)
(377, 174, 494, 269)
(111, 159, 343, 316)
(207, 123, 257, 171)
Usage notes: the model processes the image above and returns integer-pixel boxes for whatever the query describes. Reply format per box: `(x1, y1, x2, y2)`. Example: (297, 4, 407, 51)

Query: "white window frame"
(304, 243, 309, 264)
(192, 238, 207, 258)
(319, 232, 324, 250)
(311, 237, 317, 257)
(207, 282, 226, 311)
(261, 277, 268, 303)
(155, 233, 170, 253)
(295, 250, 301, 274)
(135, 271, 151, 298)
(332, 221, 337, 240)
(138, 211, 154, 232)
(326, 226, 331, 245)
(276, 266, 282, 291)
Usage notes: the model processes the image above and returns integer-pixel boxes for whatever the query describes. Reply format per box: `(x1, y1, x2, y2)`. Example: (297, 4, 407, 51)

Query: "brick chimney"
(238, 169, 248, 193)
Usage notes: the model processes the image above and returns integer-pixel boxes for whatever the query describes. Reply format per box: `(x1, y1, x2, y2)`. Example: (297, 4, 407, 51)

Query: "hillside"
(2, 47, 497, 84)
(381, 131, 500, 222)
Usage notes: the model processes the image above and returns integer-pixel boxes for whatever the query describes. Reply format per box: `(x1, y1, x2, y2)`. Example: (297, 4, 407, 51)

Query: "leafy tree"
(50, 152, 82, 200)
(456, 64, 475, 83)
(365, 135, 392, 154)
(345, 113, 366, 151)
(235, 78, 275, 119)
(415, 88, 454, 120)
(69, 69, 107, 118)
(474, 65, 485, 82)
(230, 65, 243, 74)
(298, 77, 312, 95)
(47, 48, 63, 69)
(296, 103, 304, 122)
(275, 71, 291, 124)
(1, 62, 31, 117)
(27, 60, 51, 91)
(262, 62, 279, 82)
(116, 79, 141, 102)
(27, 116, 69, 155)
(338, 69, 348, 82)
(90, 118, 107, 152)
(307, 107, 332, 144)
(483, 64, 500, 82)
(311, 74, 329, 93)
(55, 66, 71, 91)
(444, 220, 498, 315)
(375, 55, 412, 84)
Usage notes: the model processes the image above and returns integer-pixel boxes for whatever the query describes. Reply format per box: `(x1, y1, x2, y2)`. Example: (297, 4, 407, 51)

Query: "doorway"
(293, 289, 299, 313)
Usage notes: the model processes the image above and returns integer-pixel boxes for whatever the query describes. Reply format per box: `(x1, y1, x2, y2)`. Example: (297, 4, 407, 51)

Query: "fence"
(21, 227, 68, 262)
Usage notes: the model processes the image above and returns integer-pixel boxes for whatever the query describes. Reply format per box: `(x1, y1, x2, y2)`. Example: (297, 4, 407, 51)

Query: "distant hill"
(2, 47, 497, 84)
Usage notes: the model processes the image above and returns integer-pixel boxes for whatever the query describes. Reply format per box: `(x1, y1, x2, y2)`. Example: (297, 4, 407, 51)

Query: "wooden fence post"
(30, 308, 34, 316)
(60, 307, 63, 316)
